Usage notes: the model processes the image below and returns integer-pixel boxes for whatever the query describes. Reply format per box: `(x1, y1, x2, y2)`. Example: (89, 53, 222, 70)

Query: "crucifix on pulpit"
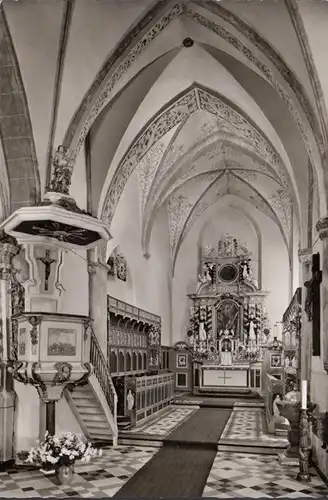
(304, 253, 322, 356)
(38, 250, 56, 291)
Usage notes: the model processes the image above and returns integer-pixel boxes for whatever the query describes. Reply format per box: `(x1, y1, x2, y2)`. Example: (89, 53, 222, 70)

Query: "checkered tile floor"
(220, 408, 288, 447)
(203, 452, 328, 498)
(121, 405, 197, 437)
(0, 446, 158, 498)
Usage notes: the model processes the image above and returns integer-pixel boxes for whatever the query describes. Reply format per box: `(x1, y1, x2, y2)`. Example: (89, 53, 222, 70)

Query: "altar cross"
(38, 250, 56, 291)
(217, 371, 232, 385)
(304, 252, 322, 356)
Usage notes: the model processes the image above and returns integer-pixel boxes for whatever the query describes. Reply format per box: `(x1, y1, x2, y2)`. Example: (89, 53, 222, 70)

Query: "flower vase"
(55, 463, 75, 485)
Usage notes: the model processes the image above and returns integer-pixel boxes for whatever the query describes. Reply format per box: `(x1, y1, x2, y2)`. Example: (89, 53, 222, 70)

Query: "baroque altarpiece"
(187, 235, 269, 390)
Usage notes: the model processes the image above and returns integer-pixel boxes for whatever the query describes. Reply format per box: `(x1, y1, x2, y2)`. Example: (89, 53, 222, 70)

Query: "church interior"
(1, 0, 328, 497)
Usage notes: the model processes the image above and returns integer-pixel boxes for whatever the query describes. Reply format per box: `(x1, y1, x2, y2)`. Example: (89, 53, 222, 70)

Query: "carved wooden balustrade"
(107, 295, 161, 326)
(135, 372, 174, 423)
(264, 372, 285, 433)
(90, 330, 118, 425)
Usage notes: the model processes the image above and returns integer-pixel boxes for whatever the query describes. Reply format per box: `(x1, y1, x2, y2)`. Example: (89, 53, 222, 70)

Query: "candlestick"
(297, 408, 311, 482)
(301, 380, 307, 409)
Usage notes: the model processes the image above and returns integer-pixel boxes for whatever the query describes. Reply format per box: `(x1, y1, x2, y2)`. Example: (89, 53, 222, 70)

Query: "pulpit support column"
(0, 232, 20, 464)
(45, 401, 56, 436)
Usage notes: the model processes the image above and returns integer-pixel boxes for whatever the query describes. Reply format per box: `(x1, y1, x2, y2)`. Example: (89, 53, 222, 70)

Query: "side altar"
(187, 234, 269, 393)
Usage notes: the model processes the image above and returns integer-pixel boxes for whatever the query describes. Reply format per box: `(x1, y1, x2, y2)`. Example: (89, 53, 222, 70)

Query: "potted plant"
(26, 431, 102, 485)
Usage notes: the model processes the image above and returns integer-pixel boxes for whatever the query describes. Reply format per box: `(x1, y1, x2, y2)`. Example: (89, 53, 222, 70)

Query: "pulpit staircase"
(65, 331, 118, 446)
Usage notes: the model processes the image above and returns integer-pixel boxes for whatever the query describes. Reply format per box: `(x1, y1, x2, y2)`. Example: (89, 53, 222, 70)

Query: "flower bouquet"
(26, 431, 102, 485)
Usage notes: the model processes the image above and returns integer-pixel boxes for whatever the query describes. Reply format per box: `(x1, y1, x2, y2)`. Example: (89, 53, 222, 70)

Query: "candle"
(277, 322, 283, 341)
(301, 380, 307, 409)
(273, 324, 278, 338)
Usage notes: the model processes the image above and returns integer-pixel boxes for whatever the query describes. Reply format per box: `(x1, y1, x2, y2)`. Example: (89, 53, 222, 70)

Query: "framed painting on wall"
(176, 353, 188, 368)
(271, 353, 282, 368)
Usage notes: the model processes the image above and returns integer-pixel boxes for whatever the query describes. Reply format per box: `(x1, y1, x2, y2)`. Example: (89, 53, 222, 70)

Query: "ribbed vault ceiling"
(85, 0, 327, 268)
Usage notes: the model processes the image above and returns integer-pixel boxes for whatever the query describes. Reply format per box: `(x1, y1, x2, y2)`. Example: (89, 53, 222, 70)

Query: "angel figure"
(249, 320, 256, 342)
(199, 322, 207, 342)
(242, 262, 249, 280)
(50, 145, 72, 194)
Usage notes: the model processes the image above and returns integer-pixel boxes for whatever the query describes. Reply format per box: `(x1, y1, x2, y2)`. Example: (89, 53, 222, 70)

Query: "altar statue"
(249, 320, 256, 342)
(291, 355, 298, 369)
(220, 338, 232, 366)
(197, 263, 212, 290)
(223, 327, 230, 336)
(127, 389, 135, 411)
(242, 262, 249, 280)
(199, 321, 207, 342)
(284, 355, 290, 369)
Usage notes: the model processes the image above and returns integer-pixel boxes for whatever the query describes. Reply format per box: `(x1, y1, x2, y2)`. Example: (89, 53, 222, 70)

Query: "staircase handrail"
(90, 330, 117, 426)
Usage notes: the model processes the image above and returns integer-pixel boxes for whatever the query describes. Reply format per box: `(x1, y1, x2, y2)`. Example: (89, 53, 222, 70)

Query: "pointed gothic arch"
(61, 0, 326, 212)
(0, 8, 40, 212)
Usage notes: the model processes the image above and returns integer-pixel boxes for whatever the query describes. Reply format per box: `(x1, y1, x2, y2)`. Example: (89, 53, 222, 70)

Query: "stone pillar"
(298, 248, 313, 384)
(315, 217, 328, 374)
(87, 247, 108, 358)
(0, 232, 19, 464)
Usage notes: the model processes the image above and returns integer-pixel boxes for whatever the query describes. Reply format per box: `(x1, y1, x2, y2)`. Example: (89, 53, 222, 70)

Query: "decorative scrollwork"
(82, 317, 93, 342)
(52, 362, 73, 385)
(28, 316, 43, 346)
(10, 274, 25, 316)
(11, 319, 18, 360)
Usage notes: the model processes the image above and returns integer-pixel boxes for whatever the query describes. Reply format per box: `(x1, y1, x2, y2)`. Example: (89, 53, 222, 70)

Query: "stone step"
(87, 427, 112, 438)
(80, 413, 107, 423)
(117, 415, 131, 422)
(118, 422, 132, 430)
(89, 434, 113, 441)
(77, 406, 104, 415)
(72, 390, 95, 399)
(217, 444, 284, 455)
(83, 420, 109, 429)
(73, 398, 98, 407)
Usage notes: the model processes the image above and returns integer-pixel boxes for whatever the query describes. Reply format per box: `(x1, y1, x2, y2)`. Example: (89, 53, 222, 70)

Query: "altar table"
(200, 364, 249, 390)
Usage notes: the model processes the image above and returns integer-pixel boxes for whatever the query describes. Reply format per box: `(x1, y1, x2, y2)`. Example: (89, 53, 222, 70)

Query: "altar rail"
(264, 373, 284, 433)
(135, 373, 174, 423)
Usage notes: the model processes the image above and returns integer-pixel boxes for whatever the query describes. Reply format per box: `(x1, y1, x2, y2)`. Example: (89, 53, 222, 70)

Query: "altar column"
(0, 232, 20, 464)
(298, 248, 313, 385)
